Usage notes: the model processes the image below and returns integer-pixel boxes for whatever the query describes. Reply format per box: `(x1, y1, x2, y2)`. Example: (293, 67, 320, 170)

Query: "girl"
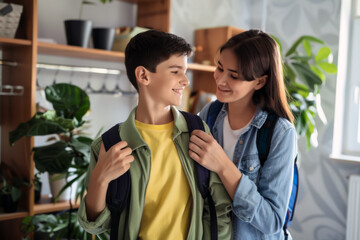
(189, 29, 297, 240)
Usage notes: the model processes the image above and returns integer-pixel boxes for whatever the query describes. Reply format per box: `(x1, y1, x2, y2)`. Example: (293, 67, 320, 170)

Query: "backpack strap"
(180, 111, 218, 240)
(283, 156, 299, 236)
(101, 123, 131, 240)
(256, 113, 299, 237)
(206, 100, 224, 131)
(256, 113, 279, 166)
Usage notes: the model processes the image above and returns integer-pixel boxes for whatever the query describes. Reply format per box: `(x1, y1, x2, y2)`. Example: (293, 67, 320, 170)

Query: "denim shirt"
(199, 102, 297, 240)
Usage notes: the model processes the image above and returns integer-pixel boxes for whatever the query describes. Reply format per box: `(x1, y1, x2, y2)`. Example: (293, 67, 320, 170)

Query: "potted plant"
(65, 0, 113, 47)
(0, 170, 30, 213)
(273, 35, 337, 149)
(33, 172, 42, 203)
(9, 83, 93, 203)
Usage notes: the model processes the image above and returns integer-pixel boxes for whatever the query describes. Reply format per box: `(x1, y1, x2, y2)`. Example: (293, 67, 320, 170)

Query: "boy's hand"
(92, 141, 134, 185)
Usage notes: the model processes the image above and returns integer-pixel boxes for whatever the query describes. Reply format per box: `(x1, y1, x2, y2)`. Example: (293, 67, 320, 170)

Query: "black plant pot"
(64, 20, 93, 48)
(92, 27, 116, 50)
(1, 194, 18, 213)
(34, 181, 42, 203)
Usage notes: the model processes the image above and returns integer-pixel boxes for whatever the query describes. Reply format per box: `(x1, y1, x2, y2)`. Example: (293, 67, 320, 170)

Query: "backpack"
(206, 100, 299, 239)
(100, 111, 218, 240)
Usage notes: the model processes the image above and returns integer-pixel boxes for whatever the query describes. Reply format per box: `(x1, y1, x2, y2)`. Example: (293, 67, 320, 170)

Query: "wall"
(170, 0, 360, 239)
(35, 0, 360, 239)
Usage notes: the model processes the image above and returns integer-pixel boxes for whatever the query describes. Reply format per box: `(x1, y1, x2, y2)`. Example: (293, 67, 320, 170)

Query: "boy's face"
(146, 54, 189, 106)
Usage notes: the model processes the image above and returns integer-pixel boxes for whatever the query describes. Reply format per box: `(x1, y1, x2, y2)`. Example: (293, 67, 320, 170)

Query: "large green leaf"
(9, 111, 74, 146)
(33, 141, 75, 174)
(286, 36, 324, 57)
(317, 62, 337, 74)
(315, 46, 331, 62)
(302, 40, 312, 57)
(45, 83, 90, 122)
(291, 62, 323, 91)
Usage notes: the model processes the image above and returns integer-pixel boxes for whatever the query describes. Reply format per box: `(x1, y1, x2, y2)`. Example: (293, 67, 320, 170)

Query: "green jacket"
(78, 106, 232, 239)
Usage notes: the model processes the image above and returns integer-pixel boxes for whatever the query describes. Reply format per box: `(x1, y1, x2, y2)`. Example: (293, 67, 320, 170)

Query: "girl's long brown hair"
(220, 29, 294, 124)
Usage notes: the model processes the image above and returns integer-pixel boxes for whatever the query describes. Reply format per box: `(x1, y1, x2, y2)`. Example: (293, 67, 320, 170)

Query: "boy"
(78, 30, 232, 239)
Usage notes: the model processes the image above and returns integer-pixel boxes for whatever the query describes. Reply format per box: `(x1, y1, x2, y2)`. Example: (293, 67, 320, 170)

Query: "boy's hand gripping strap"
(101, 123, 131, 240)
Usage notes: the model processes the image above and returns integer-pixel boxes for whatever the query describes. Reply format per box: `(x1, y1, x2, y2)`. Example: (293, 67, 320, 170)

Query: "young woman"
(189, 29, 297, 240)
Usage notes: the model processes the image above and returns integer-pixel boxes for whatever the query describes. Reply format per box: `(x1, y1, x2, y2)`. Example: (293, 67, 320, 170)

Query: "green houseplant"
(274, 35, 337, 149)
(9, 83, 92, 203)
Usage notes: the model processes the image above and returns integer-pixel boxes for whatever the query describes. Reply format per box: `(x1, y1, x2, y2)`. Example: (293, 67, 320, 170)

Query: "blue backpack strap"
(284, 156, 299, 237)
(101, 123, 131, 240)
(180, 111, 218, 240)
(256, 113, 279, 166)
(206, 100, 223, 131)
(256, 113, 299, 237)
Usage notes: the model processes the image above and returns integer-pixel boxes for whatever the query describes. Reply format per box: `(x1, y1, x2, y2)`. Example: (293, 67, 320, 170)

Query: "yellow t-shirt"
(135, 120, 192, 240)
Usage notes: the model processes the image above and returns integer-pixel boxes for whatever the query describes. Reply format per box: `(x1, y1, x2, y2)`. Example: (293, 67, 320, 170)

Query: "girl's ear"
(135, 66, 150, 86)
(254, 75, 268, 90)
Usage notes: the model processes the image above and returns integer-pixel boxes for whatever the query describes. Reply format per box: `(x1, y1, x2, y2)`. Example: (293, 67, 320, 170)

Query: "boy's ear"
(254, 75, 268, 90)
(135, 66, 150, 86)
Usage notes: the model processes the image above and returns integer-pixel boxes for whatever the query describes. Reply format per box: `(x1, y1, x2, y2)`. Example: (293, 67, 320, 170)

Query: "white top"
(223, 114, 253, 161)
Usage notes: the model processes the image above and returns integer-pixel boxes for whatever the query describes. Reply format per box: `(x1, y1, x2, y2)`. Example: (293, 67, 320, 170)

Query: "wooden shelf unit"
(0, 0, 217, 238)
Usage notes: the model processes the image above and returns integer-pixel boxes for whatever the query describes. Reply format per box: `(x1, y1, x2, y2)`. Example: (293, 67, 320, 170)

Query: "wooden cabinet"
(193, 26, 245, 93)
(0, 0, 215, 238)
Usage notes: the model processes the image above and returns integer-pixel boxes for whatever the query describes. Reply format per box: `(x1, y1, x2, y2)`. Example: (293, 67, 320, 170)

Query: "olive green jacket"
(77, 106, 232, 239)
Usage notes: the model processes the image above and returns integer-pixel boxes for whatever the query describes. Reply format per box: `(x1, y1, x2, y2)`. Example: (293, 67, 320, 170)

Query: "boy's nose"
(181, 75, 190, 86)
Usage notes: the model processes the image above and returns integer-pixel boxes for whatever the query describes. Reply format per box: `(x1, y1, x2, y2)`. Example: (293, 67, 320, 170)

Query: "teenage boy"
(78, 30, 232, 239)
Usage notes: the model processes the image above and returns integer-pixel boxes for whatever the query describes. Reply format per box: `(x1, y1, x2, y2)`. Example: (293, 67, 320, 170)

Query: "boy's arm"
(77, 137, 134, 234)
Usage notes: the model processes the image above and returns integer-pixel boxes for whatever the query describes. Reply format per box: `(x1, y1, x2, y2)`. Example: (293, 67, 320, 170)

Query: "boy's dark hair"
(125, 30, 192, 91)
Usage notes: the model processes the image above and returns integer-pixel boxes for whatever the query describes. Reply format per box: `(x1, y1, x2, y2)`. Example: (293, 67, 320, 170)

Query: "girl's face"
(214, 49, 263, 105)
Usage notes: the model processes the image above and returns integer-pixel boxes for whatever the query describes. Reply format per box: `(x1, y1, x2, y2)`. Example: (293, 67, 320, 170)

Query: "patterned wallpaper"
(171, 0, 360, 239)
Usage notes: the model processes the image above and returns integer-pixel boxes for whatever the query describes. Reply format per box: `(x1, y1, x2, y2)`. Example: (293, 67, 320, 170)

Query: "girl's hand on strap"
(189, 129, 230, 174)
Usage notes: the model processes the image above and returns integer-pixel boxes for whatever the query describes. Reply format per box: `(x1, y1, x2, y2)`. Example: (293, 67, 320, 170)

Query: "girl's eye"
(216, 66, 224, 72)
(171, 71, 179, 74)
(231, 75, 239, 80)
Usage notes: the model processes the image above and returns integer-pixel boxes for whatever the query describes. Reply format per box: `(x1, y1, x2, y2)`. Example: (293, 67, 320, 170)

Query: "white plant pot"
(49, 173, 77, 202)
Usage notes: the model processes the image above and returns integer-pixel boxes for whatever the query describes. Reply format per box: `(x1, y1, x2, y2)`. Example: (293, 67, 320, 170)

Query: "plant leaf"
(317, 62, 337, 74)
(315, 46, 331, 62)
(45, 83, 90, 122)
(302, 40, 312, 57)
(310, 65, 326, 82)
(286, 35, 324, 57)
(33, 141, 75, 174)
(9, 111, 74, 146)
(291, 62, 323, 90)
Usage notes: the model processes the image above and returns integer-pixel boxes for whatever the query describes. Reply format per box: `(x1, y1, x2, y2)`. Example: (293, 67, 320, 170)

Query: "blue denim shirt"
(199, 102, 297, 240)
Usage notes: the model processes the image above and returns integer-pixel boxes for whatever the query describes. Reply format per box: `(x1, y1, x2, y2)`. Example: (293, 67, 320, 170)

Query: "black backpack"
(206, 100, 298, 239)
(100, 111, 218, 240)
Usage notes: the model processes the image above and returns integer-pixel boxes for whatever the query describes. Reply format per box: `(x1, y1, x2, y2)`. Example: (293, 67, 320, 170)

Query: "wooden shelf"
(0, 211, 28, 222)
(37, 42, 215, 72)
(37, 42, 125, 62)
(0, 37, 32, 47)
(188, 63, 215, 72)
(33, 195, 80, 215)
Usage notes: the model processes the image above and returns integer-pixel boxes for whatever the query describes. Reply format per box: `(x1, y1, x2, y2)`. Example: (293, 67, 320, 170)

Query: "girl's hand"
(189, 130, 230, 174)
(91, 141, 134, 185)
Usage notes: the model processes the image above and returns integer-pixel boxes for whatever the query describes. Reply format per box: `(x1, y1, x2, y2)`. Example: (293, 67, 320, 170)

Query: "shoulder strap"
(101, 123, 131, 240)
(256, 113, 279, 166)
(180, 111, 218, 240)
(206, 100, 223, 132)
